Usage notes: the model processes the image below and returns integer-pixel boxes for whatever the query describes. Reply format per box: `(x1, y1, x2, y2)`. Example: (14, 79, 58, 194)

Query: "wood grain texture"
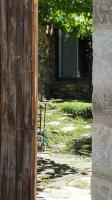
(0, 1, 38, 200)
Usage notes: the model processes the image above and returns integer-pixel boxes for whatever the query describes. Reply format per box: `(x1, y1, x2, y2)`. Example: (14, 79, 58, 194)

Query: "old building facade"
(39, 24, 92, 100)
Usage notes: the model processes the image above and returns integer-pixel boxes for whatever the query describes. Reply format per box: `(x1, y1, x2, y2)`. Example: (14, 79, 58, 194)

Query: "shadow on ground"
(37, 157, 78, 180)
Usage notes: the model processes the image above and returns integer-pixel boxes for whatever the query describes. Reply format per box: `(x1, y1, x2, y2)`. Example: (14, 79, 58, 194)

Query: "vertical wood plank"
(16, 1, 24, 199)
(0, 0, 38, 200)
(32, 1, 38, 199)
(0, 1, 8, 199)
(7, 1, 17, 199)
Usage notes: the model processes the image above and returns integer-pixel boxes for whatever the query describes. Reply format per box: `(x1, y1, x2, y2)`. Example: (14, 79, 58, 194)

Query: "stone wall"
(49, 80, 92, 100)
(92, 0, 112, 199)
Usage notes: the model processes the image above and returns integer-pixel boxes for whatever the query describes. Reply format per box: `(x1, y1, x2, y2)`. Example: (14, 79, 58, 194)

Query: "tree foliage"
(39, 0, 93, 38)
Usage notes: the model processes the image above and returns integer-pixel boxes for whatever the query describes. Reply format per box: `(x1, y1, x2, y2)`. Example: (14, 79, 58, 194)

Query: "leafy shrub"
(47, 102, 57, 110)
(73, 134, 92, 156)
(60, 101, 92, 118)
(66, 134, 92, 155)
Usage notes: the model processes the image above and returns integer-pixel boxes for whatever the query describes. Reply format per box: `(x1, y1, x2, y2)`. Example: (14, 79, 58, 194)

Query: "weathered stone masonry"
(38, 24, 92, 99)
(92, 0, 112, 199)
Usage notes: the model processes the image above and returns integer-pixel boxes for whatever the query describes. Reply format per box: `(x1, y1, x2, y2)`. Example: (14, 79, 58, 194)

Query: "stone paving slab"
(37, 153, 91, 200)
(37, 186, 91, 200)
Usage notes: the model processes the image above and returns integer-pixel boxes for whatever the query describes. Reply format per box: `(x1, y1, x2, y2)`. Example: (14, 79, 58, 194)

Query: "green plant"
(47, 101, 57, 110)
(59, 101, 92, 118)
(68, 134, 92, 155)
(46, 100, 92, 154)
(39, 0, 93, 38)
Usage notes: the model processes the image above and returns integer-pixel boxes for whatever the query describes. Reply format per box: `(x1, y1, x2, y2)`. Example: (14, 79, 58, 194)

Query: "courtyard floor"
(37, 100, 92, 199)
(37, 152, 91, 200)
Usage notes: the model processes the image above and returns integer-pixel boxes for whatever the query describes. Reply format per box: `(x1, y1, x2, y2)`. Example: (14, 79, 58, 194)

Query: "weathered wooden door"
(0, 1, 38, 200)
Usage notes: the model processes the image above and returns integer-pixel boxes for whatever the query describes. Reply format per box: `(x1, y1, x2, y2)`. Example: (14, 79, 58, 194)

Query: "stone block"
(93, 91, 112, 117)
(92, 122, 112, 177)
(92, 176, 112, 200)
(93, 0, 112, 24)
(93, 26, 112, 86)
(93, 26, 112, 117)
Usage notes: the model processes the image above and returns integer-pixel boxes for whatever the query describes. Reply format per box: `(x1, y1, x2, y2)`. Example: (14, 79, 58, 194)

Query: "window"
(55, 30, 92, 80)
